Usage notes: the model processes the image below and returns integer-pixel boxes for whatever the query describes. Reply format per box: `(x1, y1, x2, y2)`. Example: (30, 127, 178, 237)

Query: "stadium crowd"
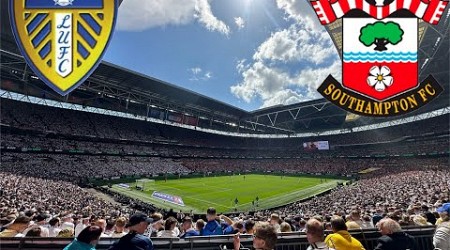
(1, 168, 449, 244)
(1, 99, 449, 249)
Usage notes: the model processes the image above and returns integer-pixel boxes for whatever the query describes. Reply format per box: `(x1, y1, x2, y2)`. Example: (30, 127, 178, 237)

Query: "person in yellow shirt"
(325, 216, 366, 250)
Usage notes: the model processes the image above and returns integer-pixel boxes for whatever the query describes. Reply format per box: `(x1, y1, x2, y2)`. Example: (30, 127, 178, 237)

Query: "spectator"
(157, 217, 178, 237)
(269, 214, 281, 233)
(61, 213, 75, 231)
(325, 216, 365, 250)
(347, 210, 364, 229)
(94, 219, 110, 237)
(58, 228, 75, 238)
(144, 213, 163, 237)
(75, 216, 90, 237)
(433, 203, 450, 250)
(196, 219, 205, 233)
(48, 217, 62, 237)
(306, 219, 335, 250)
(374, 218, 416, 250)
(280, 222, 292, 232)
(31, 213, 50, 237)
(108, 213, 154, 250)
(110, 217, 127, 238)
(244, 220, 255, 235)
(221, 214, 245, 235)
(179, 217, 200, 238)
(421, 205, 437, 225)
(25, 226, 42, 237)
(0, 216, 31, 237)
(201, 207, 222, 236)
(233, 223, 277, 250)
(64, 226, 102, 250)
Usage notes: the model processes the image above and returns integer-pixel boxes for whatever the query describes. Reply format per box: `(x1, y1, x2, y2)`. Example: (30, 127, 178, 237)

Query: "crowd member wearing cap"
(374, 218, 416, 250)
(306, 219, 335, 250)
(64, 226, 102, 250)
(0, 216, 31, 237)
(233, 222, 277, 250)
(179, 216, 199, 238)
(108, 212, 154, 250)
(433, 203, 450, 250)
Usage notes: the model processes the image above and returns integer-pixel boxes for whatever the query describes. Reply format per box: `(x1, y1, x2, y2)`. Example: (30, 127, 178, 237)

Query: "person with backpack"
(108, 213, 154, 250)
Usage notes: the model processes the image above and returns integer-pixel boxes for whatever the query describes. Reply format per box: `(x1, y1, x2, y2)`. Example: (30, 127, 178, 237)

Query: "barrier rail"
(0, 226, 436, 250)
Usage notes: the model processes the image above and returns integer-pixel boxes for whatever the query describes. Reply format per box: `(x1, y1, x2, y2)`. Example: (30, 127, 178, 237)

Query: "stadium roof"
(1, 2, 449, 134)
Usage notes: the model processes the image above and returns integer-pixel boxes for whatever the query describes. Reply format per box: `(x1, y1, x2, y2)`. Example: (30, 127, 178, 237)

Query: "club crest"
(9, 0, 118, 95)
(312, 0, 447, 116)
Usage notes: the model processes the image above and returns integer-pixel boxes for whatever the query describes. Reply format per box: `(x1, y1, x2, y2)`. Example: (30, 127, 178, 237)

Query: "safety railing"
(0, 226, 436, 250)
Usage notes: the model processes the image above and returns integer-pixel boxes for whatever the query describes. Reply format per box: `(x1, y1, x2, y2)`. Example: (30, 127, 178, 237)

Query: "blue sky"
(103, 0, 341, 111)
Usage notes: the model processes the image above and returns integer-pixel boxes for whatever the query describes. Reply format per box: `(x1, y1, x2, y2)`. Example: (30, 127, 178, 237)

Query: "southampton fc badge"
(9, 0, 119, 95)
(312, 0, 447, 116)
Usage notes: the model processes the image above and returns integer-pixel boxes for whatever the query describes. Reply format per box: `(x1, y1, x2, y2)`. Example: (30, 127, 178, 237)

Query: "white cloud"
(189, 67, 213, 81)
(275, 0, 323, 29)
(204, 71, 213, 79)
(117, 0, 230, 36)
(194, 0, 230, 36)
(253, 23, 335, 65)
(190, 67, 202, 75)
(234, 17, 245, 30)
(231, 61, 292, 103)
(231, 59, 341, 107)
(231, 17, 341, 108)
(117, 0, 196, 31)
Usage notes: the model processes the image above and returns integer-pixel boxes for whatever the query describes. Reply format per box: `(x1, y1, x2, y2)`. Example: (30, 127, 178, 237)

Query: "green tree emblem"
(359, 21, 404, 51)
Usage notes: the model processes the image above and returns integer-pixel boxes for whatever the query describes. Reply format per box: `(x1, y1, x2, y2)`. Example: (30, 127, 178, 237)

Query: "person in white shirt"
(60, 213, 75, 231)
(75, 216, 90, 237)
(157, 217, 179, 238)
(48, 217, 62, 237)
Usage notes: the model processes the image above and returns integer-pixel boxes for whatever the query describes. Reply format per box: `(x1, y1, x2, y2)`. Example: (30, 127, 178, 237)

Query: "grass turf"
(110, 174, 345, 214)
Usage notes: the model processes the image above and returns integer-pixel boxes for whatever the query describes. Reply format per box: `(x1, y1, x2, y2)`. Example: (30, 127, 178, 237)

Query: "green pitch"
(110, 174, 345, 214)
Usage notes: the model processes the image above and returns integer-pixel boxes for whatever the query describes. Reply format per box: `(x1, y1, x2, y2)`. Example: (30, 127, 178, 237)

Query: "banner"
(303, 141, 330, 151)
(152, 191, 185, 206)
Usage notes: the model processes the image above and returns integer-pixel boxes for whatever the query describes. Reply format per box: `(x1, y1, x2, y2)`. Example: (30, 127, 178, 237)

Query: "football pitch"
(110, 174, 346, 214)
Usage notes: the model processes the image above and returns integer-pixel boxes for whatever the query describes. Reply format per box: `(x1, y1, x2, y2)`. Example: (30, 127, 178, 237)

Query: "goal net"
(135, 179, 154, 191)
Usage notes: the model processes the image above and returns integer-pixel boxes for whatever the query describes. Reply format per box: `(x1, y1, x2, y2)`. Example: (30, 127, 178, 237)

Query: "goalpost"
(135, 179, 155, 191)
